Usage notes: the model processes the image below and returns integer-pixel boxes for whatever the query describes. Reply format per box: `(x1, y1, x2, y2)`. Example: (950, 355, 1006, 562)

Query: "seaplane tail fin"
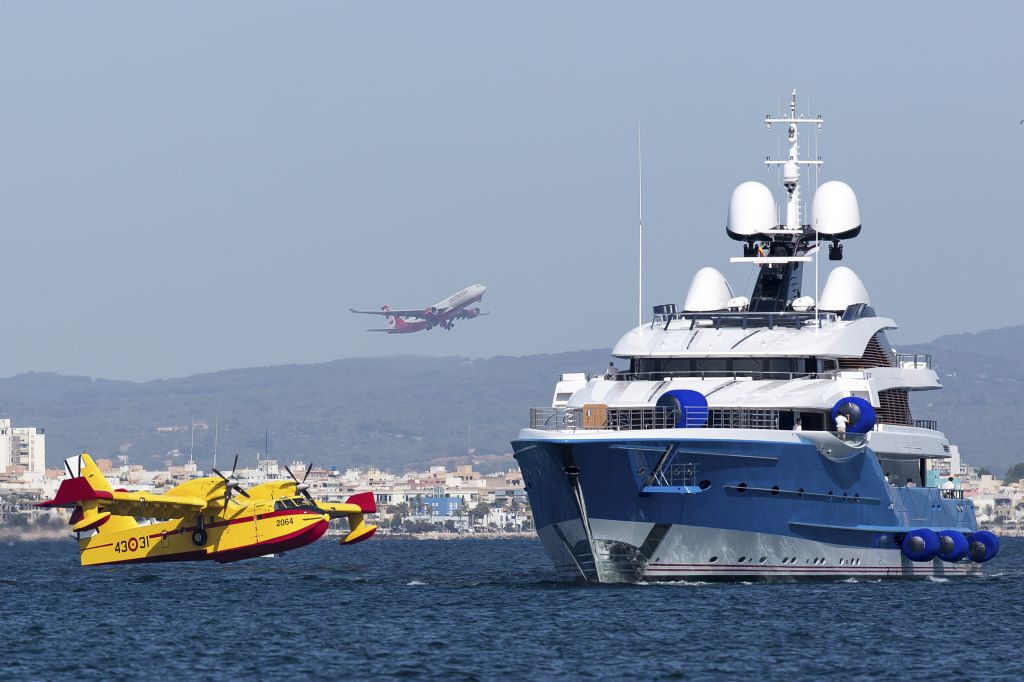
(38, 453, 138, 534)
(72, 453, 114, 494)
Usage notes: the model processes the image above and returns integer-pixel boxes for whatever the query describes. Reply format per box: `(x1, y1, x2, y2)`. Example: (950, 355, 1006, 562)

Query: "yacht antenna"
(212, 413, 218, 473)
(637, 120, 644, 329)
(815, 223, 820, 328)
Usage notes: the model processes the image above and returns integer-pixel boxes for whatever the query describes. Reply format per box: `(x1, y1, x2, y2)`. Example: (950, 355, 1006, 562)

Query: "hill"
(3, 325, 1024, 475)
(902, 325, 1024, 476)
(0, 351, 611, 472)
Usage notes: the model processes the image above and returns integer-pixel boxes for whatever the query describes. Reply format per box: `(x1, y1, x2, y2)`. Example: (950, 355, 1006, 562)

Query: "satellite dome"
(811, 181, 861, 239)
(683, 267, 734, 312)
(727, 296, 750, 311)
(791, 296, 815, 312)
(726, 181, 777, 240)
(818, 266, 870, 312)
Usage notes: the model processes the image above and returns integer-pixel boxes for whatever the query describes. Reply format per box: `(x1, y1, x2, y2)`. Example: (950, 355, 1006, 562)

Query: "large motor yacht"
(512, 92, 999, 582)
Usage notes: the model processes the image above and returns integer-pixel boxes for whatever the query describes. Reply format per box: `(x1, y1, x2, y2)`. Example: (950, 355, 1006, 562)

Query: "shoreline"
(325, 529, 536, 540)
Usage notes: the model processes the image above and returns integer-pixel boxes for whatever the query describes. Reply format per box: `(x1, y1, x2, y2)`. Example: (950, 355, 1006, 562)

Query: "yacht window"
(733, 358, 760, 375)
(631, 356, 822, 379)
(767, 358, 798, 376)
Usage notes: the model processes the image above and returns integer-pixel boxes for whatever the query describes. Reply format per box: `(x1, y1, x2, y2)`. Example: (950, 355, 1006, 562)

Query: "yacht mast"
(729, 90, 824, 312)
(764, 90, 822, 232)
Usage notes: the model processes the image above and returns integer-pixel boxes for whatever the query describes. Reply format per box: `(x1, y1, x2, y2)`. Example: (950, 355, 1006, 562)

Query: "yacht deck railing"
(530, 406, 942, 434)
(651, 310, 839, 330)
(896, 353, 932, 369)
(604, 369, 840, 382)
(529, 406, 782, 432)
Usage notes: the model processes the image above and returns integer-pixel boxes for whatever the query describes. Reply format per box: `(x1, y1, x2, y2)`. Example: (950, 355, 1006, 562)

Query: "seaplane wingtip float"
(37, 453, 377, 566)
(350, 284, 488, 334)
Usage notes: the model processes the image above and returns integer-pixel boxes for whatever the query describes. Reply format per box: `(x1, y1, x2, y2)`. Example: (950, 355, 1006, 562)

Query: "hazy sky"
(2, 2, 1022, 381)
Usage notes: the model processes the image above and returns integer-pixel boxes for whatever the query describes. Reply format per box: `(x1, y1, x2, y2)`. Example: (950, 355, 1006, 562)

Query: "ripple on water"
(3, 537, 1023, 680)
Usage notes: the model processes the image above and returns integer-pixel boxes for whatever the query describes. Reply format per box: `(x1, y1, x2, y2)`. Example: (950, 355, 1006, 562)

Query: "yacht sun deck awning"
(612, 316, 897, 359)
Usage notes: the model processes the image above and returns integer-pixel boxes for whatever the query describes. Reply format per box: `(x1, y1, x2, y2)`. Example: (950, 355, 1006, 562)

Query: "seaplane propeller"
(212, 453, 250, 507)
(284, 462, 316, 505)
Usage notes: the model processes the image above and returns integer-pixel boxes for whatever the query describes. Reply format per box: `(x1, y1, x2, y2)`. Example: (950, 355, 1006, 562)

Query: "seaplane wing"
(38, 476, 209, 529)
(103, 490, 208, 518)
(38, 474, 210, 513)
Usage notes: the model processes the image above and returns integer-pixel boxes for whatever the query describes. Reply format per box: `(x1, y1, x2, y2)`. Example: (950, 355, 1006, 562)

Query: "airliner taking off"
(350, 284, 488, 333)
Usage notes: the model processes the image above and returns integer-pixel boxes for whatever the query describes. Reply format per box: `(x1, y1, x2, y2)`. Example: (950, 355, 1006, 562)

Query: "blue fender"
(831, 396, 877, 434)
(967, 530, 1000, 563)
(901, 528, 940, 562)
(656, 390, 708, 428)
(937, 530, 969, 562)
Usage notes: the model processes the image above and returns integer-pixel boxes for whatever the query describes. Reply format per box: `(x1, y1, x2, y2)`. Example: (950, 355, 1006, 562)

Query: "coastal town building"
(0, 418, 45, 480)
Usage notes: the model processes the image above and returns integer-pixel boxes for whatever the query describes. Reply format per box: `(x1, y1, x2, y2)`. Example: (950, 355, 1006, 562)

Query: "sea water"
(2, 537, 1020, 680)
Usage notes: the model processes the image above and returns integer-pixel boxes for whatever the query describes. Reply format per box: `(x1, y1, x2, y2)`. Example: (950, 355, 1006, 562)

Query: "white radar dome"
(811, 181, 862, 239)
(727, 296, 750, 311)
(818, 266, 870, 312)
(726, 181, 777, 240)
(683, 267, 734, 312)
(791, 296, 815, 312)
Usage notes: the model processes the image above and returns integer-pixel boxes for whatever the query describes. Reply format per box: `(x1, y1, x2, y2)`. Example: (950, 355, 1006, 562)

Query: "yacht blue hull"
(513, 433, 982, 582)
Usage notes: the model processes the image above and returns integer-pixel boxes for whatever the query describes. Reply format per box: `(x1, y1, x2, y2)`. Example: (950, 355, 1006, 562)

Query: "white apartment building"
(0, 418, 46, 480)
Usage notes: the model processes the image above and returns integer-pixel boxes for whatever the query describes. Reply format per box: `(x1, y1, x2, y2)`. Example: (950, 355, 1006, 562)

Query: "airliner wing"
(365, 328, 394, 333)
(349, 307, 431, 318)
(451, 308, 489, 320)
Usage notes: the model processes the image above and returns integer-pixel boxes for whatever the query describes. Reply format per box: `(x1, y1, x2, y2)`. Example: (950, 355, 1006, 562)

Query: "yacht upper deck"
(613, 311, 897, 359)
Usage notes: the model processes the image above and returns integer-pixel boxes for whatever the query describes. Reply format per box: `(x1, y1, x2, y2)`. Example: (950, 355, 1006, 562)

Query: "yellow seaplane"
(37, 453, 376, 566)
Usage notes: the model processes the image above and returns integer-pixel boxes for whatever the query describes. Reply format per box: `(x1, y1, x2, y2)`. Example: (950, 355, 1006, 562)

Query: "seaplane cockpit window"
(273, 497, 310, 511)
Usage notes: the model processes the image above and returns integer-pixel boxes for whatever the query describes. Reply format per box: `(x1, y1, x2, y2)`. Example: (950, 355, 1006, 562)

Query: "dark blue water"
(3, 537, 1021, 680)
